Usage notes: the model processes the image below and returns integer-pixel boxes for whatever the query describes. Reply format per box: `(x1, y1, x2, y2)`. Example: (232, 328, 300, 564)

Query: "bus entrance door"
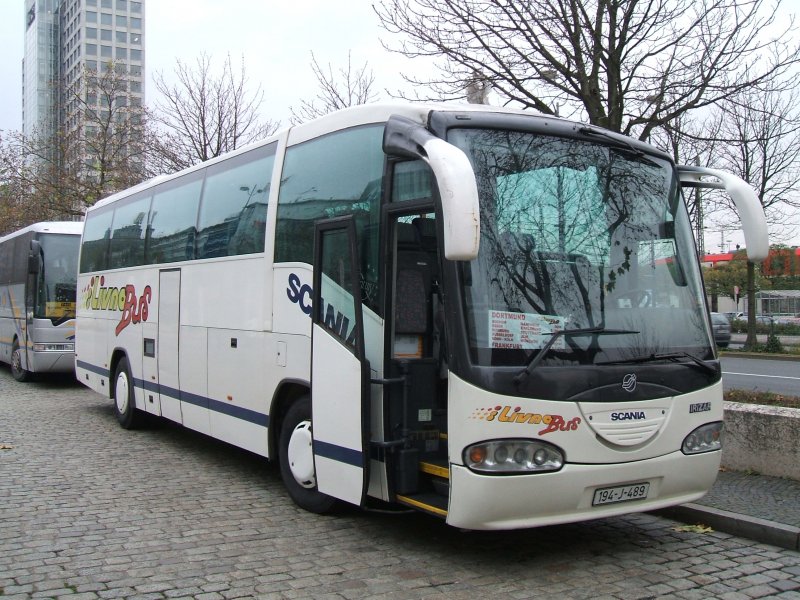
(310, 217, 370, 506)
(157, 269, 182, 422)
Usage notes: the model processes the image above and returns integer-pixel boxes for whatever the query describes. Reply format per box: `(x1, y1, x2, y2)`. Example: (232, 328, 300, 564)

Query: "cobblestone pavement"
(2, 368, 800, 600)
(698, 471, 800, 528)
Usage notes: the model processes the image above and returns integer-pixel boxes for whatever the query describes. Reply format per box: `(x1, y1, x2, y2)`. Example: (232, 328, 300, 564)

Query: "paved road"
(2, 368, 800, 599)
(721, 356, 800, 396)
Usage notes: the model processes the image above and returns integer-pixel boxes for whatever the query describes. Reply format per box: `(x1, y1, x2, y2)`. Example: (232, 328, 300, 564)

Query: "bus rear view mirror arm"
(677, 165, 769, 261)
(384, 115, 480, 261)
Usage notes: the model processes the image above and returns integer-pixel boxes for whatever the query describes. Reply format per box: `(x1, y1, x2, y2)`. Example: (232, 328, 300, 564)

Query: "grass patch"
(724, 389, 800, 409)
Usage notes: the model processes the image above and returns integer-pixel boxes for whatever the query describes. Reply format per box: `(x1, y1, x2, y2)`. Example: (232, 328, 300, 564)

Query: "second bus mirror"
(28, 240, 42, 274)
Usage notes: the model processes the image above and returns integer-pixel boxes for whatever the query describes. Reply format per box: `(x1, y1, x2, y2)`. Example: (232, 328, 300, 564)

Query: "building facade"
(22, 0, 145, 144)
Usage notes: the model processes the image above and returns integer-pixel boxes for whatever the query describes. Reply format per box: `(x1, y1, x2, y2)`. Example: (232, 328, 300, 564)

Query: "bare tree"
(0, 62, 150, 226)
(152, 53, 279, 172)
(713, 84, 800, 349)
(0, 133, 38, 235)
(374, 0, 800, 139)
(651, 113, 730, 255)
(290, 51, 378, 124)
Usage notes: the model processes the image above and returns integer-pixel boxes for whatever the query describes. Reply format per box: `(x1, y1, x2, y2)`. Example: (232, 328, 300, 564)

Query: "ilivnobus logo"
(82, 275, 152, 336)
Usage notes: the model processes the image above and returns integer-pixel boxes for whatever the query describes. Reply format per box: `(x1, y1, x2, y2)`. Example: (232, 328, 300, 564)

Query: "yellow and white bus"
(75, 103, 768, 530)
(1, 221, 83, 381)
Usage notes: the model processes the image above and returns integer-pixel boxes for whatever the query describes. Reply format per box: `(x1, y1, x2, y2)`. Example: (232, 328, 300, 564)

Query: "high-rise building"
(22, 0, 145, 154)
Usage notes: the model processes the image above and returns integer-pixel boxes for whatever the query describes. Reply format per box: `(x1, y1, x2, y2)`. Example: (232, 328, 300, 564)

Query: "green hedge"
(730, 320, 800, 335)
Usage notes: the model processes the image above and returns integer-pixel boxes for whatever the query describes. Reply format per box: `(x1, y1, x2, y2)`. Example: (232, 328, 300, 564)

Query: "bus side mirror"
(384, 115, 480, 261)
(28, 239, 42, 274)
(677, 166, 769, 261)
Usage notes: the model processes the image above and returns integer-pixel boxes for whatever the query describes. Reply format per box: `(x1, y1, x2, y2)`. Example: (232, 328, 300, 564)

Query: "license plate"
(592, 482, 650, 506)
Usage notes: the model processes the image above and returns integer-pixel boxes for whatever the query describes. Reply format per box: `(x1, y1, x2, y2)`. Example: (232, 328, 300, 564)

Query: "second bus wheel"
(113, 356, 144, 429)
(10, 340, 31, 382)
(279, 397, 337, 514)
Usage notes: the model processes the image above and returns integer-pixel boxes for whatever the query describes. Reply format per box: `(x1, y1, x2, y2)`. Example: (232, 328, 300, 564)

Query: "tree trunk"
(743, 261, 758, 351)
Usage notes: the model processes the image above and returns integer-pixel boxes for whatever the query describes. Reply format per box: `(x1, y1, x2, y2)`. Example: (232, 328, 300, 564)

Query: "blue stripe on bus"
(313, 439, 363, 468)
(76, 359, 111, 378)
(77, 359, 269, 428)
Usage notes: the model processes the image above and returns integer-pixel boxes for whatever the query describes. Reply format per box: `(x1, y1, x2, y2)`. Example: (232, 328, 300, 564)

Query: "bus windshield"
(36, 233, 80, 320)
(448, 128, 712, 368)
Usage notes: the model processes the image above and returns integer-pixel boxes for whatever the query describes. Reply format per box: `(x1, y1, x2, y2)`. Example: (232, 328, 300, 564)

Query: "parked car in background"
(722, 311, 744, 321)
(710, 312, 732, 347)
(772, 314, 800, 326)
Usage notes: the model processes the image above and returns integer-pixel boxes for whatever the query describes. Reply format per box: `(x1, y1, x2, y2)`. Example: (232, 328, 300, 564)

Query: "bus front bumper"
(445, 450, 720, 530)
(29, 346, 76, 374)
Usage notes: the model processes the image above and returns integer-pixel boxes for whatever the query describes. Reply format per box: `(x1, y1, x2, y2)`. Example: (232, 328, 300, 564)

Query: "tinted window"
(392, 160, 433, 202)
(80, 208, 114, 272)
(275, 126, 384, 308)
(12, 234, 32, 283)
(0, 236, 16, 283)
(146, 173, 203, 264)
(108, 193, 151, 268)
(196, 143, 275, 259)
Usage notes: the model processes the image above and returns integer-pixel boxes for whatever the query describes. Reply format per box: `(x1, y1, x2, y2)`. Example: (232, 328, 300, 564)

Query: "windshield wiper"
(514, 326, 639, 386)
(596, 352, 717, 375)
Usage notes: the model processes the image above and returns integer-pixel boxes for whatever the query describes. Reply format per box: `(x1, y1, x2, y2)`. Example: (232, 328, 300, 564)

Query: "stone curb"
(719, 351, 799, 361)
(655, 503, 800, 551)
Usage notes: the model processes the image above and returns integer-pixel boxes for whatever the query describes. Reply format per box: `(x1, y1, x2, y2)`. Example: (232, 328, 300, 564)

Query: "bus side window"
(197, 145, 274, 259)
(146, 173, 204, 264)
(80, 208, 114, 273)
(275, 126, 383, 312)
(108, 192, 151, 269)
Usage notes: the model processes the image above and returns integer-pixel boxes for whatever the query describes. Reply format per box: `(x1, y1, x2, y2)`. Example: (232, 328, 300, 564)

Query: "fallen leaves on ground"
(672, 524, 714, 534)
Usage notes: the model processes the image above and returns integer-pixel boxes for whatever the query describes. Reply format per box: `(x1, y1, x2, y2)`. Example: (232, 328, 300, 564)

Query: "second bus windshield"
(448, 128, 712, 368)
(36, 234, 80, 320)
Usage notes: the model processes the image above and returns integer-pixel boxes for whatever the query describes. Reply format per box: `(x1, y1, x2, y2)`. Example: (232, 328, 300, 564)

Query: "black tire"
(278, 397, 337, 514)
(10, 339, 31, 382)
(113, 356, 143, 429)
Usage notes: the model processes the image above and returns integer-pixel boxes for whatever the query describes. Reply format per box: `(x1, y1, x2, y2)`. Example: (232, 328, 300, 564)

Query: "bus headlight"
(464, 439, 564, 474)
(682, 422, 723, 454)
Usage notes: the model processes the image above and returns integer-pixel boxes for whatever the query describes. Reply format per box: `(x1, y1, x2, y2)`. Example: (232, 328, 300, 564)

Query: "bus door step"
(420, 459, 449, 479)
(396, 492, 448, 518)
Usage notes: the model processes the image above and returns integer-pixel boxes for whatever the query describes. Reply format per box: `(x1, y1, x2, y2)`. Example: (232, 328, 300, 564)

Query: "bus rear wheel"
(10, 340, 30, 382)
(113, 356, 143, 429)
(279, 397, 337, 514)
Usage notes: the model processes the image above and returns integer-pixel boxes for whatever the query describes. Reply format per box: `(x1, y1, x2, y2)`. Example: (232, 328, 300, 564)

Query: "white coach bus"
(75, 104, 768, 530)
(1, 221, 83, 381)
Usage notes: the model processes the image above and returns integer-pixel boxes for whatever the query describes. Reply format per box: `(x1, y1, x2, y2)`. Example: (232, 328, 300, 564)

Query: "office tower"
(22, 0, 145, 166)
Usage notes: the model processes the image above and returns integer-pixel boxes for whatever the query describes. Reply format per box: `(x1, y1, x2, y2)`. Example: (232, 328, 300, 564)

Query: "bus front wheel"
(113, 357, 143, 429)
(278, 397, 337, 514)
(10, 340, 30, 382)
